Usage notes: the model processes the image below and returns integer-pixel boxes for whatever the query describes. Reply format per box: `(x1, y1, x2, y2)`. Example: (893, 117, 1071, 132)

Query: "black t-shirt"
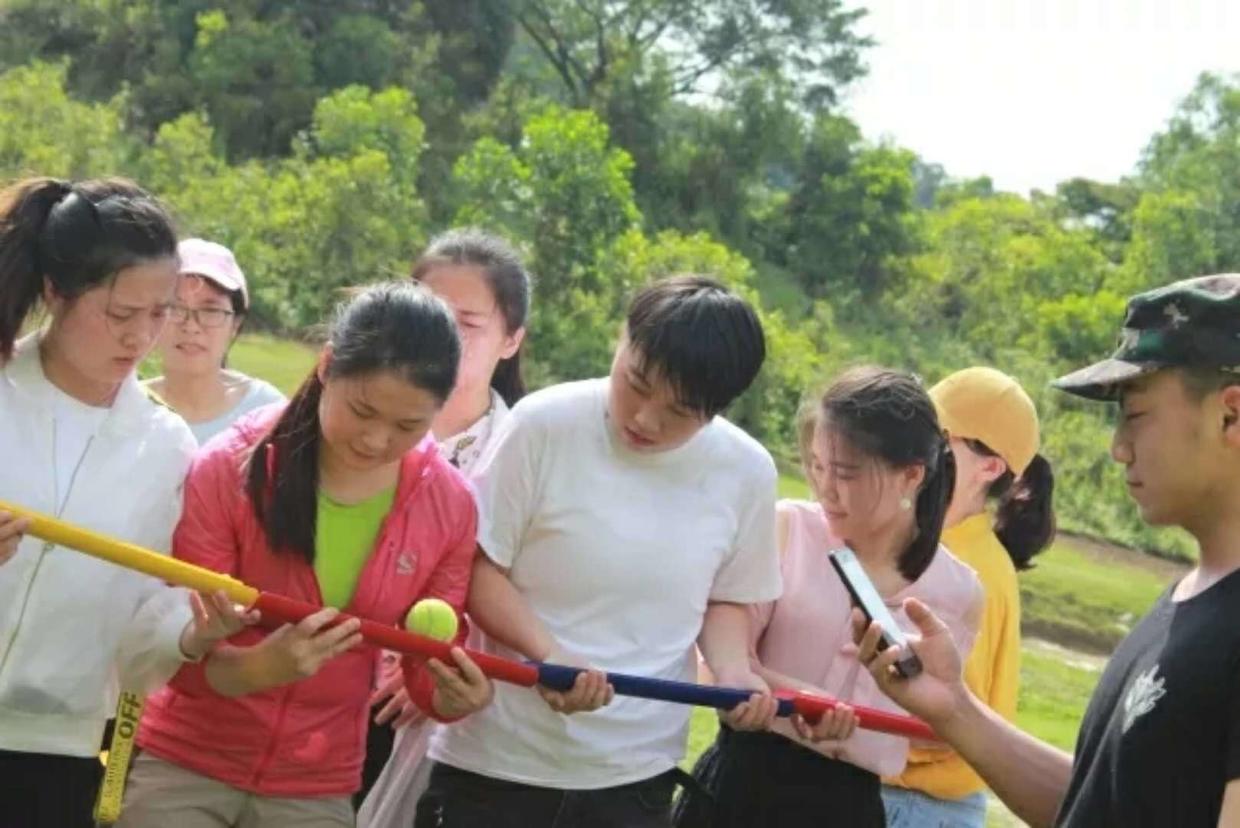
(1057, 568, 1240, 826)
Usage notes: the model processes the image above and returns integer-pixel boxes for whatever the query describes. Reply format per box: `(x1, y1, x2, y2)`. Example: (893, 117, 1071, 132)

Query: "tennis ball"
(404, 598, 459, 642)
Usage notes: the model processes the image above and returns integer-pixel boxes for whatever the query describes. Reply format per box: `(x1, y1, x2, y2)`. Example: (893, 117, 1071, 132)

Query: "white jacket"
(0, 335, 197, 757)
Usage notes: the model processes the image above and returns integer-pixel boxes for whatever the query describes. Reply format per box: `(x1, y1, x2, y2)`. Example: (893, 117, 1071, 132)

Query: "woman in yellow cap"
(880, 366, 1055, 828)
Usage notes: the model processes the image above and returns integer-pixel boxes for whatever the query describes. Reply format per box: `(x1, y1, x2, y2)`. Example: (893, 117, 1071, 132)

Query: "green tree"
(145, 86, 428, 328)
(900, 195, 1110, 359)
(634, 75, 805, 259)
(0, 61, 130, 179)
(784, 116, 920, 299)
(1052, 177, 1139, 261)
(454, 105, 639, 295)
(188, 10, 318, 158)
(1036, 290, 1128, 366)
(1138, 72, 1240, 274)
(510, 0, 871, 110)
(454, 105, 640, 383)
(0, 0, 512, 170)
(1117, 189, 1216, 295)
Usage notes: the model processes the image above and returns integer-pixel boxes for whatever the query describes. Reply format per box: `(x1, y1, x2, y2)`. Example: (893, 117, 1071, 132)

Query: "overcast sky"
(841, 0, 1240, 194)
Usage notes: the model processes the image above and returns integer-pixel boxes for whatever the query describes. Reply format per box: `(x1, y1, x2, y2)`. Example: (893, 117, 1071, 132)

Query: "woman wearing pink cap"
(145, 239, 284, 445)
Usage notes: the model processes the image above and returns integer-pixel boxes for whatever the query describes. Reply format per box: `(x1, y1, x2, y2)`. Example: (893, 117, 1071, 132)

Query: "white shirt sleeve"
(708, 452, 782, 604)
(114, 428, 196, 694)
(472, 407, 544, 570)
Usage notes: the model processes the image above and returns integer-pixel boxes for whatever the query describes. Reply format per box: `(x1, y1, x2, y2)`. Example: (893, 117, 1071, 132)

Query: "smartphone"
(828, 547, 923, 678)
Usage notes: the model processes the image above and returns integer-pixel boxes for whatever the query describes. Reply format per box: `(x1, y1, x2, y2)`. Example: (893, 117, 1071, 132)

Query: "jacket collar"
(3, 333, 156, 437)
(393, 434, 438, 508)
(235, 404, 441, 512)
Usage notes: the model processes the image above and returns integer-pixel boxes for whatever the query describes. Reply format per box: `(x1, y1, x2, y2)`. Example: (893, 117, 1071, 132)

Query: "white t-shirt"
(430, 378, 781, 789)
(185, 376, 286, 446)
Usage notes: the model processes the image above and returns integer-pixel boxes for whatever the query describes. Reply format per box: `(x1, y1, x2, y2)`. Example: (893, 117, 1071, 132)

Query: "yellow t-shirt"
(887, 512, 1021, 799)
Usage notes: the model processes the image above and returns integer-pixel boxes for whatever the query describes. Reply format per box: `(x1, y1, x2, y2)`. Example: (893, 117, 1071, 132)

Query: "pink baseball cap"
(177, 238, 248, 311)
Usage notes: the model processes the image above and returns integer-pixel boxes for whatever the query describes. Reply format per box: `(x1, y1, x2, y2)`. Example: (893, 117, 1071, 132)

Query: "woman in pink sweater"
(676, 366, 982, 827)
(118, 282, 494, 827)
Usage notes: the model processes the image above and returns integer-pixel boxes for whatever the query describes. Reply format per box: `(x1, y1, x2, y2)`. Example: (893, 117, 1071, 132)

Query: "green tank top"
(314, 486, 397, 609)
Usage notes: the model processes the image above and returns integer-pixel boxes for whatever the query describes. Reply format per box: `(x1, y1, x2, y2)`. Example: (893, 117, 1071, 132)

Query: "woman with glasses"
(145, 239, 285, 446)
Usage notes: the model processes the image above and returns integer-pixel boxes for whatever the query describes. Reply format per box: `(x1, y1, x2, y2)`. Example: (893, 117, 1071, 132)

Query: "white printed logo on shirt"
(1122, 664, 1166, 733)
(396, 551, 416, 576)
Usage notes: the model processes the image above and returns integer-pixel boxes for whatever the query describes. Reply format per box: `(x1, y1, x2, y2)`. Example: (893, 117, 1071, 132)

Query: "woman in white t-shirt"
(144, 239, 284, 446)
(414, 276, 783, 828)
(0, 177, 252, 828)
(357, 228, 531, 827)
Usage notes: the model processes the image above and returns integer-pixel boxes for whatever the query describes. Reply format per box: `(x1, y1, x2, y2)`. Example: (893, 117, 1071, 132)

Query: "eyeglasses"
(170, 304, 236, 329)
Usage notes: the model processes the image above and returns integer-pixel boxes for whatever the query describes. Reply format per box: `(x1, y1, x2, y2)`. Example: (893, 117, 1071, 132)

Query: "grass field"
(1020, 539, 1176, 654)
(1015, 641, 1103, 752)
(227, 333, 318, 393)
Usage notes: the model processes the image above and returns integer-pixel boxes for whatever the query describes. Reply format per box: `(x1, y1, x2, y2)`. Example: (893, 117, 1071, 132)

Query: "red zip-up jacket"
(136, 405, 477, 796)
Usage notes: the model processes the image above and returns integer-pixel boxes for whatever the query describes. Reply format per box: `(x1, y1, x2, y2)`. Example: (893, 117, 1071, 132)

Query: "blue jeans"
(881, 785, 987, 828)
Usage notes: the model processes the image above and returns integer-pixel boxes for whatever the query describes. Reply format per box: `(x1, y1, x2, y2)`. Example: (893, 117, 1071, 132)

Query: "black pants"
(354, 715, 396, 809)
(672, 726, 885, 828)
(415, 761, 679, 828)
(0, 749, 105, 828)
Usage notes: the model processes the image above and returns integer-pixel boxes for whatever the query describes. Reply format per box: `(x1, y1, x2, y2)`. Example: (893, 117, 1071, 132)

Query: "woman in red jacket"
(118, 282, 493, 827)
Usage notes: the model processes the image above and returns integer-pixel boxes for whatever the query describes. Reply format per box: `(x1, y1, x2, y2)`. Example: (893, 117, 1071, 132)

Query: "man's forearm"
(939, 690, 1073, 827)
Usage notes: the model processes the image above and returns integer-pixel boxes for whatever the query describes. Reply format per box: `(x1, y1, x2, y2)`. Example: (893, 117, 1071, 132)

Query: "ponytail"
(491, 351, 526, 407)
(245, 281, 459, 564)
(903, 437, 956, 582)
(245, 374, 324, 564)
(0, 175, 176, 363)
(992, 453, 1056, 570)
(0, 178, 73, 360)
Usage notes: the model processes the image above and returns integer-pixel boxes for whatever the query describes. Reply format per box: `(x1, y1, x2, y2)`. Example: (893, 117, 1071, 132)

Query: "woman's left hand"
(792, 702, 858, 743)
(429, 647, 495, 719)
(372, 664, 425, 729)
(714, 666, 780, 732)
(180, 589, 261, 660)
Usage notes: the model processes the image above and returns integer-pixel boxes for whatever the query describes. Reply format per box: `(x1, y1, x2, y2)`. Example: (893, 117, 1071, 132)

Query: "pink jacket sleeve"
(162, 443, 246, 690)
(172, 443, 244, 576)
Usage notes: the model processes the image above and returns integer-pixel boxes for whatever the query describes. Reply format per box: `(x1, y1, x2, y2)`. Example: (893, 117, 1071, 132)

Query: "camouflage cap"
(1053, 273, 1240, 401)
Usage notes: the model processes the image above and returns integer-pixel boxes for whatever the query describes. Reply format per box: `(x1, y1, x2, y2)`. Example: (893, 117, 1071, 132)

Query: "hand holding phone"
(828, 547, 923, 678)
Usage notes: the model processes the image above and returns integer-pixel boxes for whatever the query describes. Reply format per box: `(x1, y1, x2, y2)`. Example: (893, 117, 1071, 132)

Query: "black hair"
(964, 439, 1056, 571)
(412, 227, 531, 407)
(625, 275, 766, 418)
(0, 176, 178, 361)
(817, 366, 956, 582)
(246, 282, 460, 564)
(1181, 367, 1240, 401)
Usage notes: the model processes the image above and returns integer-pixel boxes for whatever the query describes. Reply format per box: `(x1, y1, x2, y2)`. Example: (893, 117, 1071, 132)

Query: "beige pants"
(116, 752, 353, 828)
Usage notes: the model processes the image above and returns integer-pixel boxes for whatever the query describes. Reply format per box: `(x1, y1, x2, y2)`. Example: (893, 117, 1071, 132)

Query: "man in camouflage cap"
(852, 274, 1240, 828)
(1053, 273, 1240, 399)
